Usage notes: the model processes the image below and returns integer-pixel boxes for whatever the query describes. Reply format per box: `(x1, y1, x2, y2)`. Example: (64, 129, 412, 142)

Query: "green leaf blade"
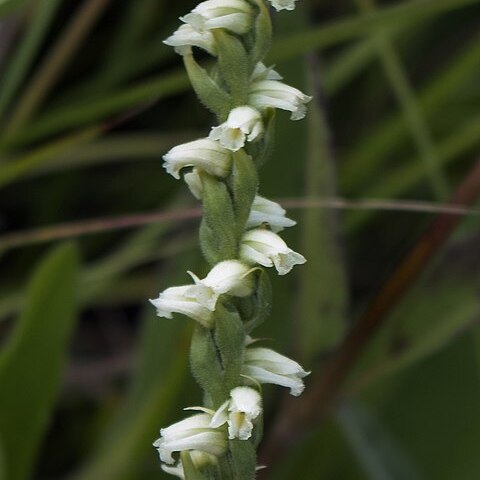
(0, 243, 79, 480)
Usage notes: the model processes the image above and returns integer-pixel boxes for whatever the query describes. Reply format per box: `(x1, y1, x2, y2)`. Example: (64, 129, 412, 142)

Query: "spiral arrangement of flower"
(150, 1, 311, 477)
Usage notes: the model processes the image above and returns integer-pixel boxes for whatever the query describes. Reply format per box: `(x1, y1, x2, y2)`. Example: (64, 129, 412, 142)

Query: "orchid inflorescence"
(151, 0, 311, 478)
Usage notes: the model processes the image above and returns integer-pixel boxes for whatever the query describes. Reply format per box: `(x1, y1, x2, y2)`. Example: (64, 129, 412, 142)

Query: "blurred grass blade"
(0, 0, 62, 122)
(0, 126, 101, 190)
(0, 69, 190, 149)
(337, 401, 424, 480)
(2, 0, 477, 148)
(23, 131, 199, 177)
(346, 114, 480, 230)
(342, 34, 480, 194)
(355, 0, 448, 200)
(269, 0, 480, 63)
(0, 0, 28, 18)
(0, 439, 4, 480)
(349, 262, 480, 392)
(93, 0, 163, 92)
(71, 318, 189, 480)
(0, 243, 79, 480)
(6, 0, 111, 135)
(298, 62, 348, 359)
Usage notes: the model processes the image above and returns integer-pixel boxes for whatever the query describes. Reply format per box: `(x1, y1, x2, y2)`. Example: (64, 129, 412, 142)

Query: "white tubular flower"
(184, 168, 203, 199)
(182, 0, 253, 35)
(150, 285, 213, 328)
(164, 24, 217, 56)
(154, 412, 227, 465)
(211, 387, 262, 440)
(268, 0, 298, 11)
(187, 260, 254, 311)
(210, 106, 264, 151)
(240, 229, 306, 275)
(163, 138, 232, 180)
(243, 346, 310, 396)
(246, 195, 296, 232)
(249, 75, 312, 120)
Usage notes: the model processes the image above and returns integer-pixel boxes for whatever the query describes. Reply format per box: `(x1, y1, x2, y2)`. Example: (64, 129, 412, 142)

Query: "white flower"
(240, 229, 306, 275)
(164, 24, 217, 56)
(250, 62, 283, 83)
(249, 70, 312, 120)
(163, 138, 232, 180)
(182, 0, 253, 35)
(268, 0, 298, 11)
(209, 106, 264, 151)
(154, 412, 227, 465)
(184, 168, 203, 199)
(161, 451, 219, 479)
(187, 260, 254, 311)
(246, 195, 296, 232)
(211, 387, 262, 440)
(243, 346, 310, 396)
(150, 285, 213, 328)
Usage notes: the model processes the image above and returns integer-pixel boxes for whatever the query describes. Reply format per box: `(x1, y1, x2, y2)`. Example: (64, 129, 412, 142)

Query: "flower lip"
(210, 386, 262, 440)
(240, 228, 306, 275)
(209, 106, 264, 151)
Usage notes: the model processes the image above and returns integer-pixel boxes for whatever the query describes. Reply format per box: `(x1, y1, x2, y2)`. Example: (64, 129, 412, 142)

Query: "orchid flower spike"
(163, 138, 232, 180)
(150, 286, 214, 328)
(181, 0, 254, 35)
(246, 195, 296, 232)
(243, 344, 310, 396)
(153, 412, 227, 465)
(249, 64, 312, 120)
(211, 387, 262, 440)
(210, 106, 264, 151)
(187, 260, 254, 311)
(240, 228, 306, 275)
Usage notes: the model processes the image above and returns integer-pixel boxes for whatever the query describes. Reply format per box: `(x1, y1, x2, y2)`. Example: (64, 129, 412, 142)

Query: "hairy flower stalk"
(152, 1, 311, 478)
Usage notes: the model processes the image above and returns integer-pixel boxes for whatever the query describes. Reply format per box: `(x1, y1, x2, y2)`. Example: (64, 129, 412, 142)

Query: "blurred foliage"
(0, 0, 479, 479)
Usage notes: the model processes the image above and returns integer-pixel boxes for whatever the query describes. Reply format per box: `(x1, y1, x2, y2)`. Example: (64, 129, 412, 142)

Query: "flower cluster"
(151, 0, 311, 478)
